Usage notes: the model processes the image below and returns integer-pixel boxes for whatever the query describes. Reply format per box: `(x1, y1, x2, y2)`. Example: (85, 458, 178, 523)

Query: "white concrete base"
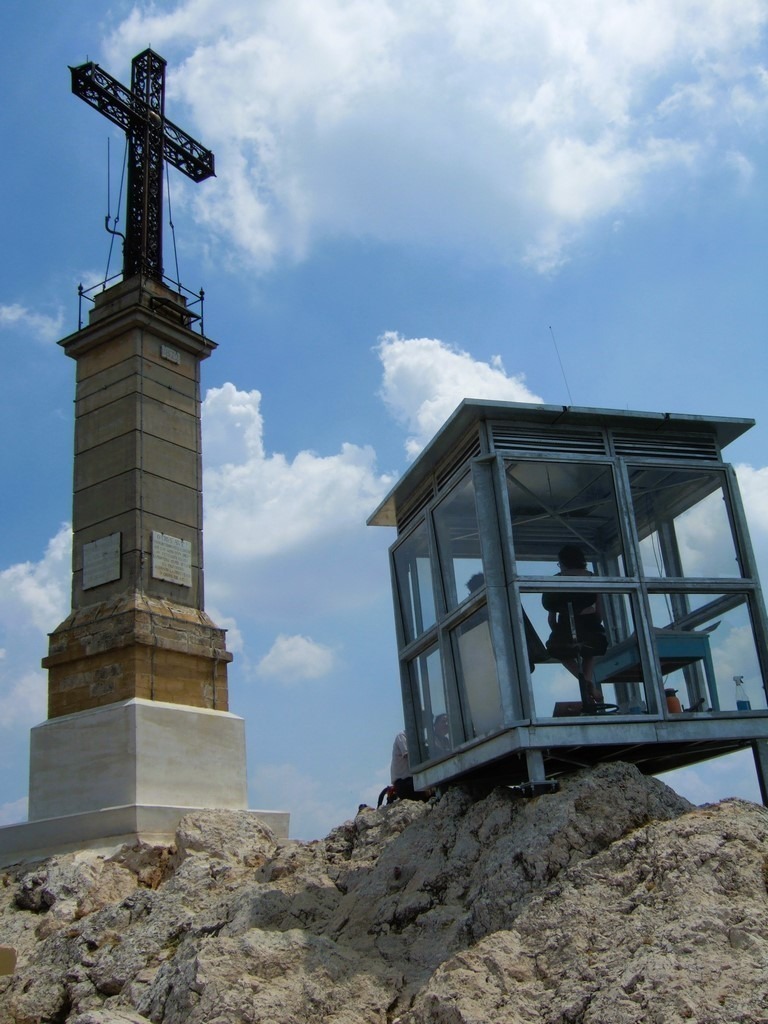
(0, 803, 290, 867)
(29, 698, 249, 819)
(0, 698, 290, 866)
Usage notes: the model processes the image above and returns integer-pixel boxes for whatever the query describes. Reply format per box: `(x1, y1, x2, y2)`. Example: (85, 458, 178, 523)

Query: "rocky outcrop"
(1, 762, 767, 1023)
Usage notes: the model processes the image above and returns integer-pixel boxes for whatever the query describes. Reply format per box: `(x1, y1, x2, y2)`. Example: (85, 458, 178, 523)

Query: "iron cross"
(70, 49, 215, 281)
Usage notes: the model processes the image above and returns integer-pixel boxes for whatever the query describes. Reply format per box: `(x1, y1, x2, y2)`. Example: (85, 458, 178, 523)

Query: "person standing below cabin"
(542, 544, 608, 705)
(387, 729, 432, 802)
(390, 730, 411, 794)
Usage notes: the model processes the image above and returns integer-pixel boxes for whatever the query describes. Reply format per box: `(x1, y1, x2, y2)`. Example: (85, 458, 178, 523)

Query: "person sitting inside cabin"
(433, 712, 451, 755)
(466, 572, 484, 595)
(542, 543, 608, 706)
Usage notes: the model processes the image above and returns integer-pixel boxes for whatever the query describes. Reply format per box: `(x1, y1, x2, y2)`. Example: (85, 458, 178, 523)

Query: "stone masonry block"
(141, 398, 199, 450)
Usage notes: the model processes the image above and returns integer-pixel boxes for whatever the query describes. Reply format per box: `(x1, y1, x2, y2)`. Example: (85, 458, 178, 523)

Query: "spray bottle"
(734, 676, 752, 711)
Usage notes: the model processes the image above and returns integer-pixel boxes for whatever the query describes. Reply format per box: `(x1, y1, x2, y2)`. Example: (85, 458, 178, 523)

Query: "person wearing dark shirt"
(542, 544, 607, 705)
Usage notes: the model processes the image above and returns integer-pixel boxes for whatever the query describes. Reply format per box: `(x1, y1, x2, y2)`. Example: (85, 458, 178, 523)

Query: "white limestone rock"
(2, 764, 767, 1024)
(72, 1012, 153, 1024)
(403, 798, 768, 1024)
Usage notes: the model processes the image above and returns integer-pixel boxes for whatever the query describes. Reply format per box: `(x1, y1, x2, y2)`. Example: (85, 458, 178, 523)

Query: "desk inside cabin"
(593, 628, 719, 710)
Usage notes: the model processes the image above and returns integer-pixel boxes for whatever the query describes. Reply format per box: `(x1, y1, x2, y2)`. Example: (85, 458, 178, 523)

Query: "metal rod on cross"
(70, 48, 215, 281)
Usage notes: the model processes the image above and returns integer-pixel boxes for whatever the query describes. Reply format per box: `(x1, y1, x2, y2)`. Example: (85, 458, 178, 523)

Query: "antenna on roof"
(549, 325, 574, 405)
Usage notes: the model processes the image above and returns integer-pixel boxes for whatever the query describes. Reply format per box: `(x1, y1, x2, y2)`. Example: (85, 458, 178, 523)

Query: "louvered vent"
(397, 483, 435, 533)
(612, 432, 719, 461)
(435, 431, 482, 492)
(491, 424, 607, 456)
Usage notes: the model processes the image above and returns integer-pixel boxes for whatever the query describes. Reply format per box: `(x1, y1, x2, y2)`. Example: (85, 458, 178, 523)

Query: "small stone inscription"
(161, 344, 181, 364)
(152, 531, 192, 587)
(82, 533, 121, 590)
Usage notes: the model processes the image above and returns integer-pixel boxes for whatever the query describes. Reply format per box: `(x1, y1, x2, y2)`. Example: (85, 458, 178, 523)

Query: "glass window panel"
(506, 460, 627, 576)
(407, 644, 452, 762)
(648, 592, 765, 712)
(521, 590, 648, 717)
(393, 521, 436, 645)
(628, 467, 742, 579)
(433, 473, 483, 612)
(451, 606, 504, 738)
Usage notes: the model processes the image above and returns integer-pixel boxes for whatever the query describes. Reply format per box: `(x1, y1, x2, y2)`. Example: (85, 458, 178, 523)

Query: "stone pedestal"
(29, 698, 247, 818)
(42, 594, 232, 718)
(0, 698, 289, 866)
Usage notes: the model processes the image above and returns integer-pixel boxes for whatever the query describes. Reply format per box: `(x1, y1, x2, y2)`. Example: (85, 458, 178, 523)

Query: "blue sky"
(1, 0, 767, 839)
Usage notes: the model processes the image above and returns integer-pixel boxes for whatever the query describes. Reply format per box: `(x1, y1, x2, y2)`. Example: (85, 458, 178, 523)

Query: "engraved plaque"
(152, 531, 192, 587)
(82, 533, 121, 590)
(161, 344, 181, 364)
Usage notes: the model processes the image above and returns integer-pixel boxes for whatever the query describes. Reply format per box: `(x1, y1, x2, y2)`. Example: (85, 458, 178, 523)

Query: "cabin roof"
(368, 400, 754, 528)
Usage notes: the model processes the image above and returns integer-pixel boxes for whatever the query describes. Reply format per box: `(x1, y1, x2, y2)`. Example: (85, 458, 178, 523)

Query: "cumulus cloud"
(202, 383, 393, 562)
(736, 464, 768, 534)
(206, 606, 244, 655)
(202, 382, 266, 467)
(0, 525, 71, 635)
(199, 381, 395, 630)
(377, 331, 542, 458)
(100, 0, 768, 272)
(733, 463, 768, 587)
(0, 526, 70, 732)
(0, 672, 46, 731)
(256, 634, 336, 684)
(198, 332, 543, 622)
(0, 303, 64, 343)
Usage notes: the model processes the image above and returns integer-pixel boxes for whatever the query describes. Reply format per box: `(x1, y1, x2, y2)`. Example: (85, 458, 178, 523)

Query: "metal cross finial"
(70, 48, 215, 281)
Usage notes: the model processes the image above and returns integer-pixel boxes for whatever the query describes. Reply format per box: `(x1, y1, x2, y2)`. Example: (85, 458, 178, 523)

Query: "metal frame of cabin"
(369, 401, 768, 795)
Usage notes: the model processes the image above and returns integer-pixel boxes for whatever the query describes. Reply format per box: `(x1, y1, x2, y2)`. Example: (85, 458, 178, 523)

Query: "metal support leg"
(516, 748, 559, 797)
(526, 748, 547, 785)
(752, 740, 768, 807)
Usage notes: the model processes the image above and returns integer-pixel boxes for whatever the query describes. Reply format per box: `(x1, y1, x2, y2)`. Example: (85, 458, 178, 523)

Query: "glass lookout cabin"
(368, 401, 768, 798)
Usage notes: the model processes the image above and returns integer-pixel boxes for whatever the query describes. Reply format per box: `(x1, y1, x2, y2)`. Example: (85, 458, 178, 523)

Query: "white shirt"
(390, 731, 410, 782)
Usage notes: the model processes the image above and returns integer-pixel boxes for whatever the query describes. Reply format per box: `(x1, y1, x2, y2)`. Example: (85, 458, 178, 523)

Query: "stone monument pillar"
(0, 48, 288, 865)
(0, 278, 288, 864)
(44, 277, 229, 719)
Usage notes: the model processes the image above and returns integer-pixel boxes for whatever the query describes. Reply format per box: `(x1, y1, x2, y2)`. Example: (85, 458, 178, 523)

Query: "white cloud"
(377, 331, 542, 458)
(736, 464, 768, 534)
(99, 0, 768, 272)
(0, 526, 70, 731)
(734, 463, 768, 597)
(256, 634, 336, 684)
(724, 150, 755, 188)
(199, 381, 395, 633)
(206, 606, 244, 655)
(541, 136, 697, 223)
(0, 303, 64, 343)
(198, 333, 544, 625)
(202, 382, 266, 467)
(202, 384, 393, 562)
(0, 671, 46, 731)
(0, 525, 71, 635)
(711, 623, 761, 696)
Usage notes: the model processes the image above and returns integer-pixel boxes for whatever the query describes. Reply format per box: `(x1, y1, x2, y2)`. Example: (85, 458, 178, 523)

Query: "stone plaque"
(160, 344, 181, 364)
(82, 533, 121, 590)
(152, 531, 192, 587)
